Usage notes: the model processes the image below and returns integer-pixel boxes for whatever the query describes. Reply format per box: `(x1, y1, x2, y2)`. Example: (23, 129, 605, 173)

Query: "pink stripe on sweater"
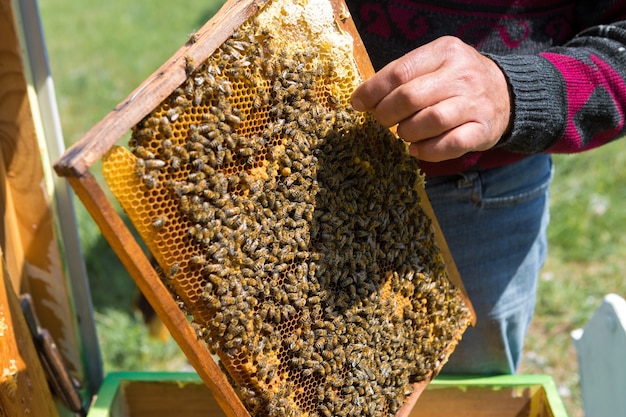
(541, 52, 626, 152)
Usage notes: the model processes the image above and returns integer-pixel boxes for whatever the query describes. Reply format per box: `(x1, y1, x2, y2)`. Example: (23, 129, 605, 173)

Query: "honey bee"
(228, 323, 246, 337)
(168, 263, 180, 279)
(214, 149, 226, 166)
(187, 30, 198, 44)
(252, 94, 263, 110)
(134, 145, 155, 160)
(161, 134, 173, 148)
(152, 216, 166, 230)
(175, 95, 191, 108)
(317, 404, 332, 417)
(142, 173, 159, 189)
(222, 148, 233, 165)
(174, 145, 190, 162)
(166, 107, 180, 122)
(144, 159, 166, 170)
(217, 79, 233, 96)
(191, 157, 206, 171)
(184, 55, 195, 74)
(262, 59, 276, 78)
(135, 157, 147, 178)
(193, 88, 204, 106)
(2, 359, 18, 398)
(225, 113, 241, 126)
(307, 295, 321, 305)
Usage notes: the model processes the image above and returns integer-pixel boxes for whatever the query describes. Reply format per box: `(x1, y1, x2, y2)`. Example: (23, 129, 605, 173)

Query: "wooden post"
(0, 251, 59, 417)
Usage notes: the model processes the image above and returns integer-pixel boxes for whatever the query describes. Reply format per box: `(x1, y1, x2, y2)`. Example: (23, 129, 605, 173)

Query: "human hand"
(351, 36, 511, 162)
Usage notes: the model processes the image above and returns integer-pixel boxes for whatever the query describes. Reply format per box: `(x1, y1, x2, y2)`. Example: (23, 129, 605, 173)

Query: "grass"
(519, 142, 626, 417)
(38, 0, 626, 415)
(38, 0, 223, 374)
(39, 0, 222, 141)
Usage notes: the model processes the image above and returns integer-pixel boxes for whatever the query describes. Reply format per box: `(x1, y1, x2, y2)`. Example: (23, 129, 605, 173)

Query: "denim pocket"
(478, 155, 553, 208)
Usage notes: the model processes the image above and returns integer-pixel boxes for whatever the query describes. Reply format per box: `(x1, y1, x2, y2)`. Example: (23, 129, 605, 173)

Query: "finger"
(396, 96, 473, 142)
(375, 75, 462, 128)
(408, 122, 490, 162)
(351, 44, 446, 111)
(351, 73, 399, 112)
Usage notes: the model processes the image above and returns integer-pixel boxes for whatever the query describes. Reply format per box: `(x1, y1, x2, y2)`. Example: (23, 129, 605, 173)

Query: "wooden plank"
(54, 0, 270, 178)
(119, 380, 229, 417)
(0, 0, 83, 380)
(410, 385, 535, 417)
(66, 172, 250, 417)
(0, 250, 59, 417)
(0, 0, 40, 292)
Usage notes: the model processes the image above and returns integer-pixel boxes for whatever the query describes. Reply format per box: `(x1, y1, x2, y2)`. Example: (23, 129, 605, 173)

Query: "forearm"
(493, 21, 626, 154)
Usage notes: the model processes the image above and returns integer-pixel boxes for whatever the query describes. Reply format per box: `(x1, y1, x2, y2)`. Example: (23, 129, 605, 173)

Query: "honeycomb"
(102, 0, 473, 415)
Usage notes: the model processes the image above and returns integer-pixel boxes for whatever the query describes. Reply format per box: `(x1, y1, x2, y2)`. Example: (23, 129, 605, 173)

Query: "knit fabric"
(345, 0, 626, 176)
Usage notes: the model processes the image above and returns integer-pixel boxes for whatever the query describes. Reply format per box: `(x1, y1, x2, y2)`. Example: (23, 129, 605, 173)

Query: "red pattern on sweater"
(542, 52, 626, 152)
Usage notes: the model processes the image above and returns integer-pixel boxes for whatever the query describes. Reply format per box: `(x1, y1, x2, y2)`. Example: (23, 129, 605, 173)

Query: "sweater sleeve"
(491, 21, 626, 155)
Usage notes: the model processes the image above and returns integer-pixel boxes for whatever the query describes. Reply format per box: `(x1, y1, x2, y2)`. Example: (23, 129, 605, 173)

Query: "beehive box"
(53, 0, 475, 415)
(87, 372, 569, 417)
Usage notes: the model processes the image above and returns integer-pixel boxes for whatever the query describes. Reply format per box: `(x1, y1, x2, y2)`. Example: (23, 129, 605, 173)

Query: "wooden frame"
(53, 0, 475, 415)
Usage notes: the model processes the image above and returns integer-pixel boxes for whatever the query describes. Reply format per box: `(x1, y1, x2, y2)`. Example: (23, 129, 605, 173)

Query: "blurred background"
(37, 0, 626, 415)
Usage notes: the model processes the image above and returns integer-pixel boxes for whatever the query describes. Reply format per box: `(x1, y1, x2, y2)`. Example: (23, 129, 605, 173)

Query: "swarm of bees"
(102, 0, 473, 416)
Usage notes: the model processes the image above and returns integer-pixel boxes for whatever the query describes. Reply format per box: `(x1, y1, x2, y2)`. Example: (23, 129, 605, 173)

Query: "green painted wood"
(91, 370, 204, 414)
(88, 372, 569, 417)
(429, 375, 569, 417)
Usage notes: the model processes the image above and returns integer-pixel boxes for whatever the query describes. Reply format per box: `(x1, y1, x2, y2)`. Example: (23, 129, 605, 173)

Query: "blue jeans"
(425, 154, 553, 375)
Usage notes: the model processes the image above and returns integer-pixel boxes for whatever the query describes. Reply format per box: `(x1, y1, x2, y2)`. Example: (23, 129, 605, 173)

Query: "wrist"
(486, 54, 566, 154)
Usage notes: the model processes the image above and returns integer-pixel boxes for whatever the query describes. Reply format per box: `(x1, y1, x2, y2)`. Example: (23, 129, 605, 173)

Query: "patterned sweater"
(345, 0, 626, 176)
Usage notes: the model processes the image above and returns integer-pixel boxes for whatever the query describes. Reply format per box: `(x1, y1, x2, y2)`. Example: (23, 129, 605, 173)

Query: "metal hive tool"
(54, 0, 475, 416)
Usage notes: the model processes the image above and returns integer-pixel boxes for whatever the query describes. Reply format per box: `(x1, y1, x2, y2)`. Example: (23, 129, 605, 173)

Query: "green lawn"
(39, 0, 626, 415)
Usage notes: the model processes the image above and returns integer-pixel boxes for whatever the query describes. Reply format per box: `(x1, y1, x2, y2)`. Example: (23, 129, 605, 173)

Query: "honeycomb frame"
(54, 1, 475, 416)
